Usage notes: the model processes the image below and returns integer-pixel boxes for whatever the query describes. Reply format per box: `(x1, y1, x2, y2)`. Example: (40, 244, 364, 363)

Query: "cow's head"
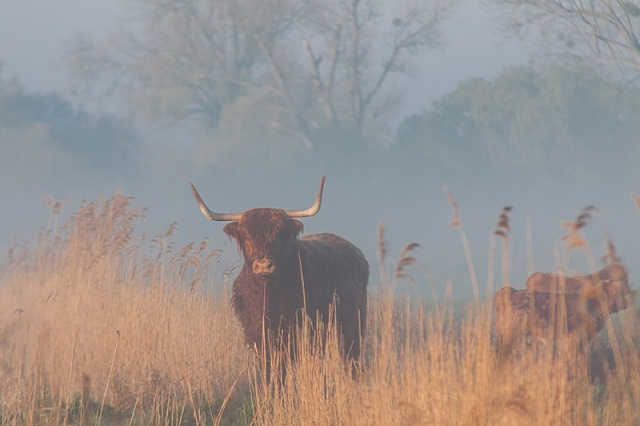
(190, 177, 325, 277)
(601, 264, 633, 313)
(581, 263, 633, 314)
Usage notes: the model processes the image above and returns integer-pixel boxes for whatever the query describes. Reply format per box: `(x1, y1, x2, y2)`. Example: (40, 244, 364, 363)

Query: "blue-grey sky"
(0, 1, 120, 92)
(2, 0, 637, 299)
(0, 0, 531, 114)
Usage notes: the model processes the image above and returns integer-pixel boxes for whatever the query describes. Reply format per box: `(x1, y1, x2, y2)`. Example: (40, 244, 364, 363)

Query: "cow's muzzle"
(252, 258, 276, 275)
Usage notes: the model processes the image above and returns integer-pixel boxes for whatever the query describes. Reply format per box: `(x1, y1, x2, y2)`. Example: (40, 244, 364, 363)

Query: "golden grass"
(0, 193, 251, 424)
(1, 191, 639, 425)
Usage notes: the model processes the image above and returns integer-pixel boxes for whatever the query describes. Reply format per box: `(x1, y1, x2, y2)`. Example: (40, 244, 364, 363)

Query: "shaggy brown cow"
(494, 265, 632, 347)
(525, 264, 628, 294)
(191, 177, 369, 378)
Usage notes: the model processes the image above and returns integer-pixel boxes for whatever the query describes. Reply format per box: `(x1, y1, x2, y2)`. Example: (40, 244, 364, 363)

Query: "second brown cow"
(494, 264, 632, 346)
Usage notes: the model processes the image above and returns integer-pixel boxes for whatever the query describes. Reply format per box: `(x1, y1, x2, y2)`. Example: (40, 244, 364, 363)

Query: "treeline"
(3, 60, 640, 189)
(394, 62, 640, 184)
(4, 0, 640, 193)
(0, 70, 141, 190)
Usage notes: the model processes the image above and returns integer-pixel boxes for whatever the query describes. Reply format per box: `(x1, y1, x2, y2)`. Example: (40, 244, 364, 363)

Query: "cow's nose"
(253, 258, 276, 275)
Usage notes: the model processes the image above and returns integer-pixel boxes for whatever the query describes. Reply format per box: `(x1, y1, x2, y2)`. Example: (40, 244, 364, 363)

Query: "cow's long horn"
(190, 183, 243, 222)
(284, 176, 325, 218)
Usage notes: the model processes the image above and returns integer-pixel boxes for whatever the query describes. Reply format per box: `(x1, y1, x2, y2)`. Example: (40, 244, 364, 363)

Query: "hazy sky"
(0, 1, 120, 92)
(3, 1, 637, 299)
(0, 0, 531, 114)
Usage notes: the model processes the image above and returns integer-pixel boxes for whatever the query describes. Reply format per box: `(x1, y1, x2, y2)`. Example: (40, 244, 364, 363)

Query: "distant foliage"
(68, 0, 457, 167)
(0, 70, 141, 182)
(395, 62, 640, 182)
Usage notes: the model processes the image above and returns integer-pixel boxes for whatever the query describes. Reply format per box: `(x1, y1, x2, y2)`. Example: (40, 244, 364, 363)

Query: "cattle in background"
(525, 264, 628, 294)
(190, 177, 369, 379)
(493, 264, 632, 347)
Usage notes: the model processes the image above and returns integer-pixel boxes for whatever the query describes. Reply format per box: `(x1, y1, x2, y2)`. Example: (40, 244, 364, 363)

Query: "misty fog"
(2, 0, 639, 300)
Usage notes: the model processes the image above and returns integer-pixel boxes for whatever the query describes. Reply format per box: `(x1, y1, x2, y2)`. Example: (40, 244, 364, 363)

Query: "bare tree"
(486, 0, 640, 78)
(302, 0, 453, 140)
(68, 0, 455, 164)
(70, 1, 303, 123)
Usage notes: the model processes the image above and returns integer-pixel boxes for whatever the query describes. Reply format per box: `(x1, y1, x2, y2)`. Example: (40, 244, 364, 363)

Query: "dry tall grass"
(0, 193, 251, 424)
(251, 201, 639, 426)
(1, 192, 639, 425)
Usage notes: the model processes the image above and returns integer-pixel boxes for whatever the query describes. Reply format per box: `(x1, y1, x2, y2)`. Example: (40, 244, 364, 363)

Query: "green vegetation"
(0, 69, 141, 187)
(395, 63, 640, 183)
(67, 0, 457, 167)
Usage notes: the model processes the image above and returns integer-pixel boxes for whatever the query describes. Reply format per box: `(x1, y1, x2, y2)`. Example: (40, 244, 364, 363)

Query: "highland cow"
(190, 177, 369, 378)
(525, 264, 628, 294)
(494, 265, 632, 347)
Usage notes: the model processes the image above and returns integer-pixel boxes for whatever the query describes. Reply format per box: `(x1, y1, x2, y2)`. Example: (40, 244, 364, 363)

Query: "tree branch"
(255, 36, 311, 148)
(303, 39, 336, 122)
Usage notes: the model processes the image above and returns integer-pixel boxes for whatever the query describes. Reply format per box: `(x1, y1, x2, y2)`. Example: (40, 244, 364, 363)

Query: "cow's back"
(298, 232, 369, 358)
(298, 232, 368, 286)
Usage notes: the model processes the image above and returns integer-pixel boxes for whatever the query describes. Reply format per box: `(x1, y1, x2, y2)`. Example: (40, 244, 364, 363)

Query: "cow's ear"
(223, 222, 239, 240)
(290, 219, 304, 235)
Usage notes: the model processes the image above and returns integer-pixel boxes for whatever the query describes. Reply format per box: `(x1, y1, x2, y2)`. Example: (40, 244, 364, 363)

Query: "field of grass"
(0, 191, 638, 425)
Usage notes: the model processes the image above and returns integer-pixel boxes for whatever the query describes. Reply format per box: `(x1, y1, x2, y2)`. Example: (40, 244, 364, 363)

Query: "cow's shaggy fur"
(525, 264, 628, 294)
(493, 265, 632, 346)
(224, 208, 369, 374)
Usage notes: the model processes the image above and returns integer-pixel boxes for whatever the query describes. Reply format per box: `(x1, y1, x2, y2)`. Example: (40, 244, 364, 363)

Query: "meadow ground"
(0, 192, 638, 425)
